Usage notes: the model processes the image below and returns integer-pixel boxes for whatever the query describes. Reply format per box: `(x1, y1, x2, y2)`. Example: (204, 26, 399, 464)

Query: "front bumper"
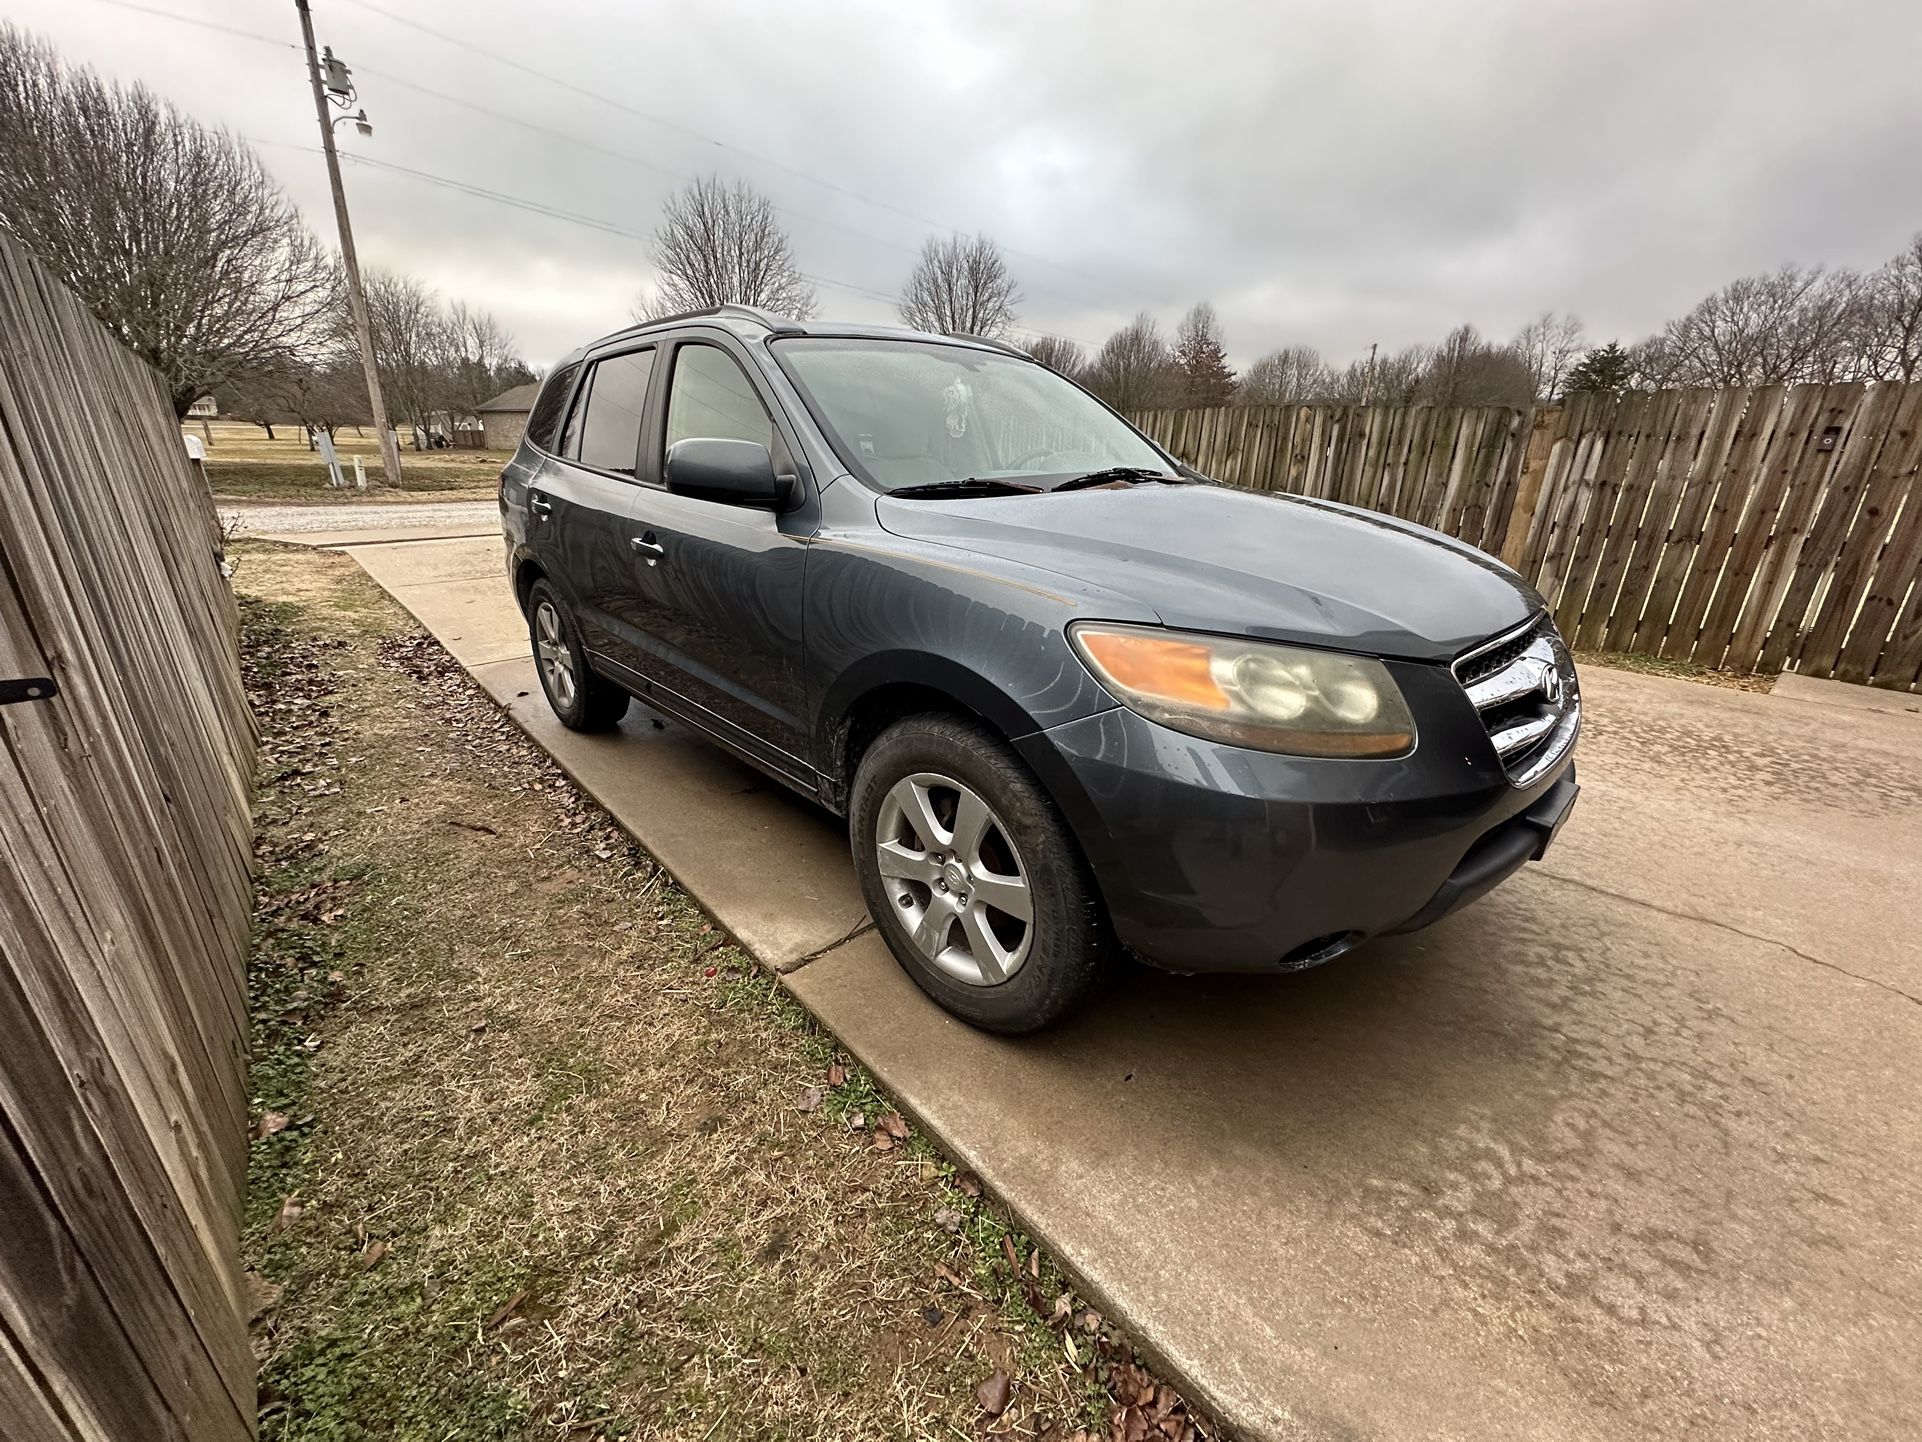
(1014, 671, 1578, 974)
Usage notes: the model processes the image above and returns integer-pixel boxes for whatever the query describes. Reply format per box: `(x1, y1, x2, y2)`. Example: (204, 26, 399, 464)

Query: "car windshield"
(774, 337, 1170, 492)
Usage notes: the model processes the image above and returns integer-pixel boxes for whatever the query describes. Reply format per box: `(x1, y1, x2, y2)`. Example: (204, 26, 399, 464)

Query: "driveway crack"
(1527, 868, 1921, 1008)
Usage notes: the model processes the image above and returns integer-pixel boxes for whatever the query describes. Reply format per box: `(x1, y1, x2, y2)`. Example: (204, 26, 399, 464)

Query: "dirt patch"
(1575, 649, 1776, 693)
(236, 542, 1211, 1442)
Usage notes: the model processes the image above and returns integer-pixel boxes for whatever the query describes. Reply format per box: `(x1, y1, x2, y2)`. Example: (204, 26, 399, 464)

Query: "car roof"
(551, 305, 1025, 370)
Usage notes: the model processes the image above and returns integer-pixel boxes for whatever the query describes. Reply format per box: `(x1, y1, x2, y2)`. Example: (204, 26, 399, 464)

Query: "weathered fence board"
(0, 231, 255, 1439)
(1133, 381, 1922, 690)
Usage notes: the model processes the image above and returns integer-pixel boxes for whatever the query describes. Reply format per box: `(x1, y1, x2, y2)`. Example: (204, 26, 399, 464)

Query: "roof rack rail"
(628, 303, 806, 336)
(944, 331, 1028, 357)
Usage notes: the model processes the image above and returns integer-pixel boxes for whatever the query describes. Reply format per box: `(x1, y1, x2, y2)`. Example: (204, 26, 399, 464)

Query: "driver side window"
(664, 345, 774, 455)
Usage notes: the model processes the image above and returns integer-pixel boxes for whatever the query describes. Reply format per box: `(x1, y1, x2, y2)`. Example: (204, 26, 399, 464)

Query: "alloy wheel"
(534, 600, 577, 710)
(874, 771, 1033, 986)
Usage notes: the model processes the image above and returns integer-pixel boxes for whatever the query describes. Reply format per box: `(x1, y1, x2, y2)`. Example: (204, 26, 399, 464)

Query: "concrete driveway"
(335, 531, 1920, 1442)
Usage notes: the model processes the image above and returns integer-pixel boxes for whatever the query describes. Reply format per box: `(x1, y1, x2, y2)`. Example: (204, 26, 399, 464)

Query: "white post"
(353, 455, 367, 490)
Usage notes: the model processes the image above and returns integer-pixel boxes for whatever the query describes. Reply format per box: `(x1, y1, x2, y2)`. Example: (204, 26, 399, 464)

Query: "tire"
(527, 580, 630, 732)
(850, 714, 1113, 1033)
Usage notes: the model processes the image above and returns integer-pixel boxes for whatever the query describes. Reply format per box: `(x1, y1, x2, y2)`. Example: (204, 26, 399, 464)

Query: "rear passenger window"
(665, 345, 774, 453)
(567, 349, 654, 476)
(524, 362, 579, 452)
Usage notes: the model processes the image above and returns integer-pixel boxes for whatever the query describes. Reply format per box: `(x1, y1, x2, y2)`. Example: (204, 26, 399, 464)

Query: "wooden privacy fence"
(1133, 386, 1922, 691)
(0, 231, 256, 1439)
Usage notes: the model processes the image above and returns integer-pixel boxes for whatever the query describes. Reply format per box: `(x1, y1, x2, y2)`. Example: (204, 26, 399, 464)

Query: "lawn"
(233, 541, 1207, 1442)
(194, 419, 505, 502)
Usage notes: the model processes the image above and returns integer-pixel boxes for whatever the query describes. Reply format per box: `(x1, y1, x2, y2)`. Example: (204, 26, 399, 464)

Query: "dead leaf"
(872, 1129, 894, 1152)
(956, 1170, 982, 1197)
(975, 1368, 1013, 1416)
(358, 1240, 389, 1271)
(826, 1062, 846, 1087)
(848, 1110, 866, 1131)
(1080, 1309, 1102, 1333)
(880, 1111, 909, 1141)
(933, 1206, 963, 1233)
(485, 1288, 530, 1330)
(1001, 1235, 1020, 1270)
(271, 1193, 302, 1233)
(797, 1086, 823, 1113)
(1065, 1332, 1080, 1365)
(253, 1110, 290, 1140)
(934, 1261, 968, 1289)
(1029, 1247, 1041, 1279)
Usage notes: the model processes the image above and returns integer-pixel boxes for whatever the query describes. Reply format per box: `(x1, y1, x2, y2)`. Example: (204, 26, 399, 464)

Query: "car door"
(624, 335, 813, 777)
(528, 344, 658, 675)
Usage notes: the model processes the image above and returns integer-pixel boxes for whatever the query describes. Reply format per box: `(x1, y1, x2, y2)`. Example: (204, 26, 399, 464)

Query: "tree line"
(0, 23, 532, 445)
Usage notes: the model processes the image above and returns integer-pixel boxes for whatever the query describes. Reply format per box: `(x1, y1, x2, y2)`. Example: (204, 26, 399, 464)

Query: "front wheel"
(850, 715, 1113, 1033)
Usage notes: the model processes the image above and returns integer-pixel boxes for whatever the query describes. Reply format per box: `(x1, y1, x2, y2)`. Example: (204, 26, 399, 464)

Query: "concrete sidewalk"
(344, 534, 1922, 1442)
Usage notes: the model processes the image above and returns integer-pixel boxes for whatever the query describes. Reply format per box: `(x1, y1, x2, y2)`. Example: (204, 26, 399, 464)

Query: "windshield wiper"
(1050, 466, 1184, 492)
(887, 477, 1043, 499)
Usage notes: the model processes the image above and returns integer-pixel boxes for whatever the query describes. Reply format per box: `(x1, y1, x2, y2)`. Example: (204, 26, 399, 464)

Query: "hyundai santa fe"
(499, 304, 1580, 1032)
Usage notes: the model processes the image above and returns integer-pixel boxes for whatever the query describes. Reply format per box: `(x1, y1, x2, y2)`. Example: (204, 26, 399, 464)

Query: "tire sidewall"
(850, 715, 1108, 1033)
(527, 580, 590, 726)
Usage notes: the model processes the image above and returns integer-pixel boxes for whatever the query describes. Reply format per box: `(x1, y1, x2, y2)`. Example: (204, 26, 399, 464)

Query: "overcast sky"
(16, 0, 1922, 370)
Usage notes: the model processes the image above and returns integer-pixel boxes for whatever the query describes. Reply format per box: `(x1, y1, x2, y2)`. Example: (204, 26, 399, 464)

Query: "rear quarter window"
(524, 362, 580, 453)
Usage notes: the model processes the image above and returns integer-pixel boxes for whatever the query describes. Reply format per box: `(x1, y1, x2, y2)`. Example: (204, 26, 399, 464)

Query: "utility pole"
(294, 0, 402, 488)
(1362, 341, 1378, 405)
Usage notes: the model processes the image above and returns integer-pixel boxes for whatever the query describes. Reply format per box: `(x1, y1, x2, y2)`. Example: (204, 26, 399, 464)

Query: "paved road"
(219, 500, 496, 536)
(340, 533, 1922, 1442)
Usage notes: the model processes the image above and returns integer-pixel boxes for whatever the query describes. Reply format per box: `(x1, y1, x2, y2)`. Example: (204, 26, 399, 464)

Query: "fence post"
(1499, 405, 1559, 571)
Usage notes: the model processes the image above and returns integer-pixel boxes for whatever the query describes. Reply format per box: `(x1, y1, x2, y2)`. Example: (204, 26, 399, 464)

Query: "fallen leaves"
(797, 1085, 823, 1113)
(484, 1288, 530, 1331)
(252, 1110, 290, 1140)
(270, 1193, 302, 1234)
(975, 1367, 1013, 1417)
(825, 1062, 846, 1087)
(357, 1240, 389, 1271)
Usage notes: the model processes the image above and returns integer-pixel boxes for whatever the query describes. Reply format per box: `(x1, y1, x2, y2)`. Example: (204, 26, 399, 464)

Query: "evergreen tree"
(1171, 302, 1236, 406)
(1561, 341, 1635, 395)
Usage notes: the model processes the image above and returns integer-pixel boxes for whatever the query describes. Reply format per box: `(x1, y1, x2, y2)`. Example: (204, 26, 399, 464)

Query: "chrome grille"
(1453, 615, 1580, 787)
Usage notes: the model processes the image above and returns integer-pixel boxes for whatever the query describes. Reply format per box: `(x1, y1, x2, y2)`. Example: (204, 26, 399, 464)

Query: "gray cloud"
(17, 0, 1922, 369)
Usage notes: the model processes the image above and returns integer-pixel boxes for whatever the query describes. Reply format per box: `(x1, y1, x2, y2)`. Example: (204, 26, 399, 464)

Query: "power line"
(333, 0, 1127, 299)
(91, 0, 297, 49)
(78, 0, 1122, 330)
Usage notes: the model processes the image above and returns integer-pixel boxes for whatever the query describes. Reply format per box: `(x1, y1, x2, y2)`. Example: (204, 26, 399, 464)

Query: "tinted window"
(570, 349, 654, 475)
(524, 362, 578, 452)
(665, 345, 774, 453)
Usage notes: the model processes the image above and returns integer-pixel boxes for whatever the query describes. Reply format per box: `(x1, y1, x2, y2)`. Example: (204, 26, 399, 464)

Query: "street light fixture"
(294, 5, 402, 489)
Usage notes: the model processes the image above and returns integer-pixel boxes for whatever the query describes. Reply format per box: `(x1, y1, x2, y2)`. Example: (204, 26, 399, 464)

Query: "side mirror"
(664, 437, 783, 508)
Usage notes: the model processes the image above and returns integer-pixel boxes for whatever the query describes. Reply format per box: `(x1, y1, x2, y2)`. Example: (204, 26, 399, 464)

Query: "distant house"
(477, 382, 540, 450)
(186, 395, 219, 418)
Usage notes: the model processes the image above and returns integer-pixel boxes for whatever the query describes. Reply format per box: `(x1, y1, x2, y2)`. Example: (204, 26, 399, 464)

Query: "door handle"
(630, 534, 665, 565)
(528, 493, 553, 517)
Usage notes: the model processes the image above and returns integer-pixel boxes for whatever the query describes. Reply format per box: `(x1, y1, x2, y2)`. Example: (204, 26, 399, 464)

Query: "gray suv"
(501, 305, 1579, 1031)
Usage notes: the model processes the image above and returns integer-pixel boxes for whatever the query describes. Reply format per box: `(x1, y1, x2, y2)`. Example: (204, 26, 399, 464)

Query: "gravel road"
(220, 500, 498, 536)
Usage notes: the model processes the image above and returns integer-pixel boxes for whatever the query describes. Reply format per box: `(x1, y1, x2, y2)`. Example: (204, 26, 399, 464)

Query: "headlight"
(1069, 622, 1416, 757)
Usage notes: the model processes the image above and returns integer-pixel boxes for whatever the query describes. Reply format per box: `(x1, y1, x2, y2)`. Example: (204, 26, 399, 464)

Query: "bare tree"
(1418, 324, 1535, 407)
(1325, 345, 1428, 405)
(1170, 302, 1236, 406)
(0, 24, 338, 415)
(1655, 264, 1861, 385)
(636, 175, 815, 321)
(1024, 334, 1086, 378)
(1511, 311, 1587, 400)
(1857, 232, 1922, 383)
(446, 301, 525, 423)
(360, 270, 455, 446)
(1083, 312, 1177, 411)
(898, 233, 1020, 337)
(1237, 346, 1331, 404)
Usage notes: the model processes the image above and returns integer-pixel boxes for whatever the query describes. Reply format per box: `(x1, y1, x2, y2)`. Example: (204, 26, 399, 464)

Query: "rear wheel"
(527, 580, 629, 732)
(850, 714, 1112, 1032)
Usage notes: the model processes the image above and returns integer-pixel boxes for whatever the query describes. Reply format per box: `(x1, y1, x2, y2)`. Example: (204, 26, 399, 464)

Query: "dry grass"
(193, 419, 504, 501)
(235, 543, 1203, 1442)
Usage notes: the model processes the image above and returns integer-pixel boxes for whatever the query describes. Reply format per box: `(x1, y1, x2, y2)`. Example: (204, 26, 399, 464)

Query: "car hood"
(875, 483, 1541, 662)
